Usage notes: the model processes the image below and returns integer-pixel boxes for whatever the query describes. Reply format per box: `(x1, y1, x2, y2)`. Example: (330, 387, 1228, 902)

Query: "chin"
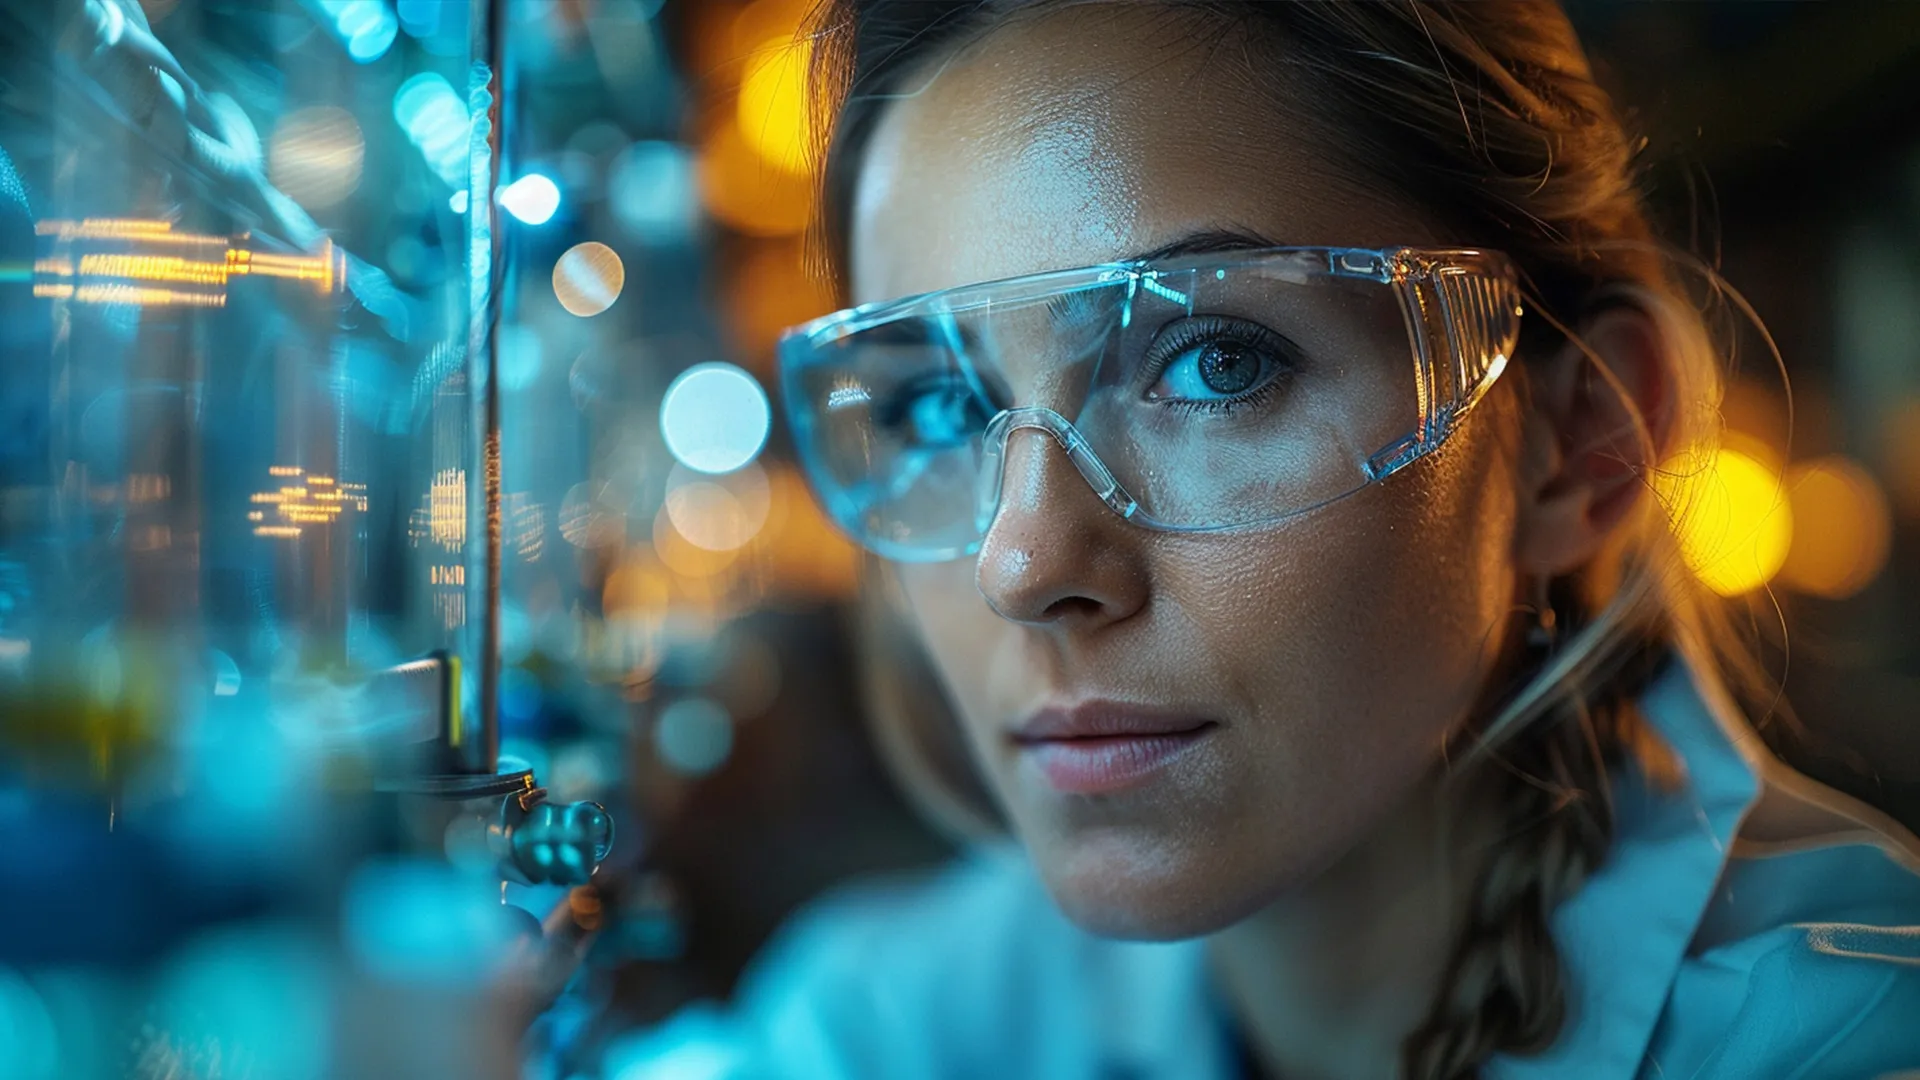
(1028, 827, 1290, 941)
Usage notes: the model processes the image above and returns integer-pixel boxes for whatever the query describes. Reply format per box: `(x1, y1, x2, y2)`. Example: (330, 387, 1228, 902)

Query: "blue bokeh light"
(393, 72, 470, 188)
(659, 363, 771, 475)
(499, 174, 562, 226)
(315, 0, 398, 64)
(151, 923, 333, 1080)
(343, 859, 522, 985)
(655, 697, 733, 776)
(609, 141, 697, 245)
(395, 0, 445, 38)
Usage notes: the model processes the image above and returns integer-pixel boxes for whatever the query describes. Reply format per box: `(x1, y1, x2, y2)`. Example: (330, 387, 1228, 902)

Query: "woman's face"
(850, 7, 1524, 939)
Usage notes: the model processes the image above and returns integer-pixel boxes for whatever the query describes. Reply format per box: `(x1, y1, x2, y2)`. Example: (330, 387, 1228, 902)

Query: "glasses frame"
(779, 246, 1524, 562)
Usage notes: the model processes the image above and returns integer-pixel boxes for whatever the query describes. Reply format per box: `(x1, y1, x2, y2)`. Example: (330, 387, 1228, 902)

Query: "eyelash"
(1139, 315, 1296, 415)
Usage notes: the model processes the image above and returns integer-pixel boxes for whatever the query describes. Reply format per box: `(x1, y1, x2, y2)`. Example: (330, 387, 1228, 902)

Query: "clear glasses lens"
(782, 249, 1518, 561)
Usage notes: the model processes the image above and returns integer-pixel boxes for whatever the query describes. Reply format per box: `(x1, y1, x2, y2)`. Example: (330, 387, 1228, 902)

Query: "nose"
(974, 426, 1150, 631)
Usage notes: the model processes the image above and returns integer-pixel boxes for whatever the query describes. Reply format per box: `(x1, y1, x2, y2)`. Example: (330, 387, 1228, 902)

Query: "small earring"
(1526, 576, 1559, 651)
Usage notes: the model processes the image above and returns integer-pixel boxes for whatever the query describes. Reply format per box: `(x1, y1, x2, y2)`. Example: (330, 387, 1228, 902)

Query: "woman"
(621, 2, 1920, 1077)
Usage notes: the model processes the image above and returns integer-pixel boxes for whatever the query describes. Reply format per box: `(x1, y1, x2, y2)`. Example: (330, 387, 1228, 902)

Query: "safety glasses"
(779, 246, 1522, 562)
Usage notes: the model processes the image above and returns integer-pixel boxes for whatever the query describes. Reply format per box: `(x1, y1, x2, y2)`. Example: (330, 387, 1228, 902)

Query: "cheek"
(1141, 412, 1522, 874)
(1200, 414, 1517, 724)
(1194, 413, 1521, 799)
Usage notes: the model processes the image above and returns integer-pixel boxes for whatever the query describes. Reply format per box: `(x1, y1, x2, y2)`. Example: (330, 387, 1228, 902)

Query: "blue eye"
(879, 374, 994, 449)
(1145, 317, 1293, 405)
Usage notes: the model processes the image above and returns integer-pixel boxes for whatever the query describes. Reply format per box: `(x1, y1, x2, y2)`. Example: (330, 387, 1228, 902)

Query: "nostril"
(1040, 595, 1106, 623)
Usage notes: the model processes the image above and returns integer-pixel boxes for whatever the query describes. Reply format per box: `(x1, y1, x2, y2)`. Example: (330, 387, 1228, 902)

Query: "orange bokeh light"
(1780, 455, 1893, 599)
(1883, 397, 1920, 519)
(603, 552, 673, 617)
(654, 503, 744, 578)
(725, 240, 834, 363)
(699, 122, 812, 237)
(737, 36, 812, 174)
(759, 466, 857, 599)
(553, 242, 626, 317)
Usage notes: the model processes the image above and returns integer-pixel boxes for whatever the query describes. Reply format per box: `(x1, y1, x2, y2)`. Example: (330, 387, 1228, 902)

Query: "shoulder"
(1504, 656, 1920, 1080)
(1644, 784, 1920, 1080)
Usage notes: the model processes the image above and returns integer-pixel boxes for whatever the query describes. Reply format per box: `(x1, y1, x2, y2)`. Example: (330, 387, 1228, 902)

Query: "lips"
(1010, 702, 1217, 795)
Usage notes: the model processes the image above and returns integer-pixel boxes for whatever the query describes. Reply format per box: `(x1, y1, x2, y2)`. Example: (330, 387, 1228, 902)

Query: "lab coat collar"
(1488, 652, 1764, 1079)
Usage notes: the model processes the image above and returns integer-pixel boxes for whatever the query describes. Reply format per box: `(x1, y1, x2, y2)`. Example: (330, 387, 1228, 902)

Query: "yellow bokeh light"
(698, 122, 812, 237)
(738, 38, 812, 174)
(1662, 446, 1793, 597)
(553, 242, 626, 318)
(1780, 456, 1892, 599)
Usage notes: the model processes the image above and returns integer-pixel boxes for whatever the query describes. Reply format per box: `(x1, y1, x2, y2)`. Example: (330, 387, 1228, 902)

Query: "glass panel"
(0, 0, 495, 777)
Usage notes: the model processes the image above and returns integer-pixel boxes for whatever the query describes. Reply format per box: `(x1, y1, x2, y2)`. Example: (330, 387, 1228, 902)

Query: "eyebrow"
(1033, 227, 1287, 329)
(858, 227, 1286, 353)
(1118, 226, 1289, 265)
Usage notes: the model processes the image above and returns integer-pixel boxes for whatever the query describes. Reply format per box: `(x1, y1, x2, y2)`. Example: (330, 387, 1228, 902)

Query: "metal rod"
(467, 0, 509, 773)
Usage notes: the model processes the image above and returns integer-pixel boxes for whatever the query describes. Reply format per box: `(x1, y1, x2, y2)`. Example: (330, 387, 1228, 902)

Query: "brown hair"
(806, 2, 1755, 1076)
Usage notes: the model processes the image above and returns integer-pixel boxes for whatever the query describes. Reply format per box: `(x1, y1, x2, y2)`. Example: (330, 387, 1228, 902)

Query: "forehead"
(848, 5, 1439, 305)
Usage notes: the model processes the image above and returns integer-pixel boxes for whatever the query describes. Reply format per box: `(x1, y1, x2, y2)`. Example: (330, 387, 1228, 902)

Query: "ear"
(1514, 302, 1674, 577)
